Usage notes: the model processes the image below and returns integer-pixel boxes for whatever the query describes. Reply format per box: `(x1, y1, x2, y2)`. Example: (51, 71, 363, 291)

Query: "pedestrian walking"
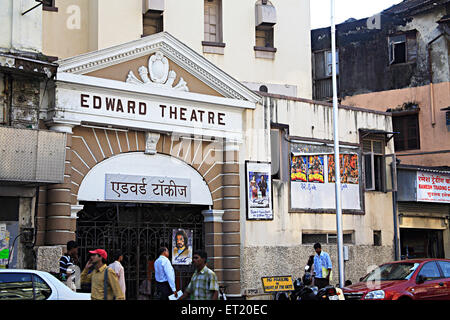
(179, 250, 219, 300)
(80, 249, 125, 300)
(312, 243, 332, 289)
(154, 247, 177, 300)
(108, 252, 126, 297)
(59, 240, 78, 289)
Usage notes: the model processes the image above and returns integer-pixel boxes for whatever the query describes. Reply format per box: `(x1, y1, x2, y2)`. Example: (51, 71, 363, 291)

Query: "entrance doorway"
(76, 202, 206, 300)
(400, 228, 444, 259)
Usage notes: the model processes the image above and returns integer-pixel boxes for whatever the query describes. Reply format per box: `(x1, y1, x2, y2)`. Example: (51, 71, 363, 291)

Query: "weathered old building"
(311, 0, 450, 260)
(0, 0, 64, 270)
(1, 0, 423, 301)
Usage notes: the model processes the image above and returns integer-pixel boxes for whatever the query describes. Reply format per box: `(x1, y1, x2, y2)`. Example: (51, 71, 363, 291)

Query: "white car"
(0, 269, 91, 300)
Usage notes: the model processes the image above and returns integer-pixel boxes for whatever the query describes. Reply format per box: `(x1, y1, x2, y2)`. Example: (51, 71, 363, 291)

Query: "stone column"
(202, 209, 225, 274)
(46, 124, 75, 245)
(221, 141, 241, 297)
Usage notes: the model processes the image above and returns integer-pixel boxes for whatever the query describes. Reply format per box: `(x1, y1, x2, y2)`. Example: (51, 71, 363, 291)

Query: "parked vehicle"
(342, 259, 450, 300)
(0, 269, 91, 300)
(275, 266, 342, 301)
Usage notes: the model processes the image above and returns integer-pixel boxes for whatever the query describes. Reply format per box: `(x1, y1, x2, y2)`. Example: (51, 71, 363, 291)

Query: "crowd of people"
(58, 240, 340, 300)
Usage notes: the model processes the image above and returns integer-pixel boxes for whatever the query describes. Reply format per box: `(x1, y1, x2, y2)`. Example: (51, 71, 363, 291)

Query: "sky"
(310, 0, 403, 29)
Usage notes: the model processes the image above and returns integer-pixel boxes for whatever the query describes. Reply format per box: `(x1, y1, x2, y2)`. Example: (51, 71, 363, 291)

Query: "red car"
(342, 259, 450, 300)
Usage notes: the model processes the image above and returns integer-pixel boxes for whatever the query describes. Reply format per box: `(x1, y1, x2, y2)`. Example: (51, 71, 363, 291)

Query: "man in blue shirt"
(154, 247, 177, 300)
(313, 243, 332, 289)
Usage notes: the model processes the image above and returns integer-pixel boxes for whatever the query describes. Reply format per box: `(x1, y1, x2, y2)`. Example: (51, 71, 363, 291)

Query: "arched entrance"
(77, 202, 206, 300)
(75, 152, 213, 299)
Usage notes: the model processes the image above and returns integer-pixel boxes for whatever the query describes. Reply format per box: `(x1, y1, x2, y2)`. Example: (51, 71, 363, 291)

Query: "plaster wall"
(42, 0, 313, 98)
(239, 96, 396, 296)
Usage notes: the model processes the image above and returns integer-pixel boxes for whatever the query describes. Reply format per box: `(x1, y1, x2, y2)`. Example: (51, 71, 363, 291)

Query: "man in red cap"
(80, 249, 125, 300)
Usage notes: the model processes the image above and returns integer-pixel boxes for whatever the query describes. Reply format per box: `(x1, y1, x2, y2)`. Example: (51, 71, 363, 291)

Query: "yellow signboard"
(261, 276, 294, 293)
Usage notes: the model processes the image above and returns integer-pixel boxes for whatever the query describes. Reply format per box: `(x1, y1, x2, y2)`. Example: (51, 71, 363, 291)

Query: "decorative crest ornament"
(126, 52, 189, 91)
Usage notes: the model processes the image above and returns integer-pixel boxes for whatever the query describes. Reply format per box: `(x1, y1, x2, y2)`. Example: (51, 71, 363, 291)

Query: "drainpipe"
(427, 32, 444, 127)
(392, 186, 400, 260)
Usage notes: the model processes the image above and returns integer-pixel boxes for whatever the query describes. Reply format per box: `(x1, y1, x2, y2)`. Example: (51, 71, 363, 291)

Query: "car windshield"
(360, 263, 420, 281)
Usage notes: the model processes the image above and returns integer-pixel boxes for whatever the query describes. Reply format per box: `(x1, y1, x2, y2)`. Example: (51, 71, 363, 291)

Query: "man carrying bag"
(81, 249, 125, 300)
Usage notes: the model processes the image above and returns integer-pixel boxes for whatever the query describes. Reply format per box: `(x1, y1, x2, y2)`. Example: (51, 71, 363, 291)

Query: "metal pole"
(331, 0, 345, 288)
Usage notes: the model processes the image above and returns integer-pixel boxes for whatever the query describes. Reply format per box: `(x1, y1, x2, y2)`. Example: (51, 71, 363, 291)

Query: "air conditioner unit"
(255, 2, 277, 27)
(142, 0, 164, 13)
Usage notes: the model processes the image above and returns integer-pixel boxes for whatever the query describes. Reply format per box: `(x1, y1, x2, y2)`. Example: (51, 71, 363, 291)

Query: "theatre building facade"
(33, 32, 397, 300)
(36, 32, 260, 299)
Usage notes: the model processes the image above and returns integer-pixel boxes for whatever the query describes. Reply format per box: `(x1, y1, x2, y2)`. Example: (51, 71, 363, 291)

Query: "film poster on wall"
(290, 153, 361, 210)
(245, 161, 273, 220)
(172, 228, 193, 265)
(328, 154, 359, 184)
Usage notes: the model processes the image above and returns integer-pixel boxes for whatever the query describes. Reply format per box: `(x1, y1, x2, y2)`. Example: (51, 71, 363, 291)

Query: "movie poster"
(172, 228, 193, 265)
(344, 154, 359, 184)
(308, 156, 324, 183)
(0, 224, 10, 269)
(291, 156, 308, 182)
(328, 154, 359, 184)
(246, 161, 273, 220)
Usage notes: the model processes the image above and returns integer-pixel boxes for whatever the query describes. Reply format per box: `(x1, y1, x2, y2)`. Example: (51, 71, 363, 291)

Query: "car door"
(32, 274, 53, 300)
(413, 262, 446, 300)
(436, 261, 450, 299)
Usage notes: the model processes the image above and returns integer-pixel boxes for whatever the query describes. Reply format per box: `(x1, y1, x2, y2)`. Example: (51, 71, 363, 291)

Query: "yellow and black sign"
(261, 276, 294, 293)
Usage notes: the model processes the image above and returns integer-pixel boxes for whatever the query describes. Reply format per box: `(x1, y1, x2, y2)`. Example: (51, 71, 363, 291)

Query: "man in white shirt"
(108, 252, 126, 297)
(154, 247, 177, 300)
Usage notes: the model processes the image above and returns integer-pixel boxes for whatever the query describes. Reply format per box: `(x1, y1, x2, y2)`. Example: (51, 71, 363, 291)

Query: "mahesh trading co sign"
(416, 171, 450, 203)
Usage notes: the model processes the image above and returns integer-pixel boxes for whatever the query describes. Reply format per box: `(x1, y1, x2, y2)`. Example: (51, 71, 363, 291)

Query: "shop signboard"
(172, 228, 193, 265)
(105, 174, 191, 203)
(245, 161, 273, 220)
(416, 171, 450, 203)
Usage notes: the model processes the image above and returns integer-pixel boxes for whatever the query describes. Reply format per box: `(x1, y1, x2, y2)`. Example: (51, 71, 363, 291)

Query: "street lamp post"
(331, 0, 345, 288)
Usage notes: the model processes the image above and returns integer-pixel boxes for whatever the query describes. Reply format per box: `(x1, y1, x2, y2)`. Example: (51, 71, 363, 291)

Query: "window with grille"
(312, 50, 339, 100)
(392, 113, 420, 151)
(204, 0, 222, 43)
(302, 232, 353, 244)
(143, 10, 163, 36)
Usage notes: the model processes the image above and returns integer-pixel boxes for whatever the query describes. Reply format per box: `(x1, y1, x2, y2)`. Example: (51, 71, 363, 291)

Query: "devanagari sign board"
(105, 174, 191, 203)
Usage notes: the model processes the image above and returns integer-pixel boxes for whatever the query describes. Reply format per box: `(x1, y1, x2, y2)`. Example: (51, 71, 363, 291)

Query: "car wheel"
(397, 296, 413, 301)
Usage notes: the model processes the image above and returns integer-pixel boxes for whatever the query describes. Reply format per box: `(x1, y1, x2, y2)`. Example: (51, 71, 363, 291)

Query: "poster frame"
(171, 228, 193, 266)
(245, 160, 274, 221)
(287, 137, 365, 215)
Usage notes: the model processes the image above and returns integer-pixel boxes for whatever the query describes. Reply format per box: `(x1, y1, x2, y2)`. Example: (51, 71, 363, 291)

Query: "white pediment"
(57, 32, 261, 103)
